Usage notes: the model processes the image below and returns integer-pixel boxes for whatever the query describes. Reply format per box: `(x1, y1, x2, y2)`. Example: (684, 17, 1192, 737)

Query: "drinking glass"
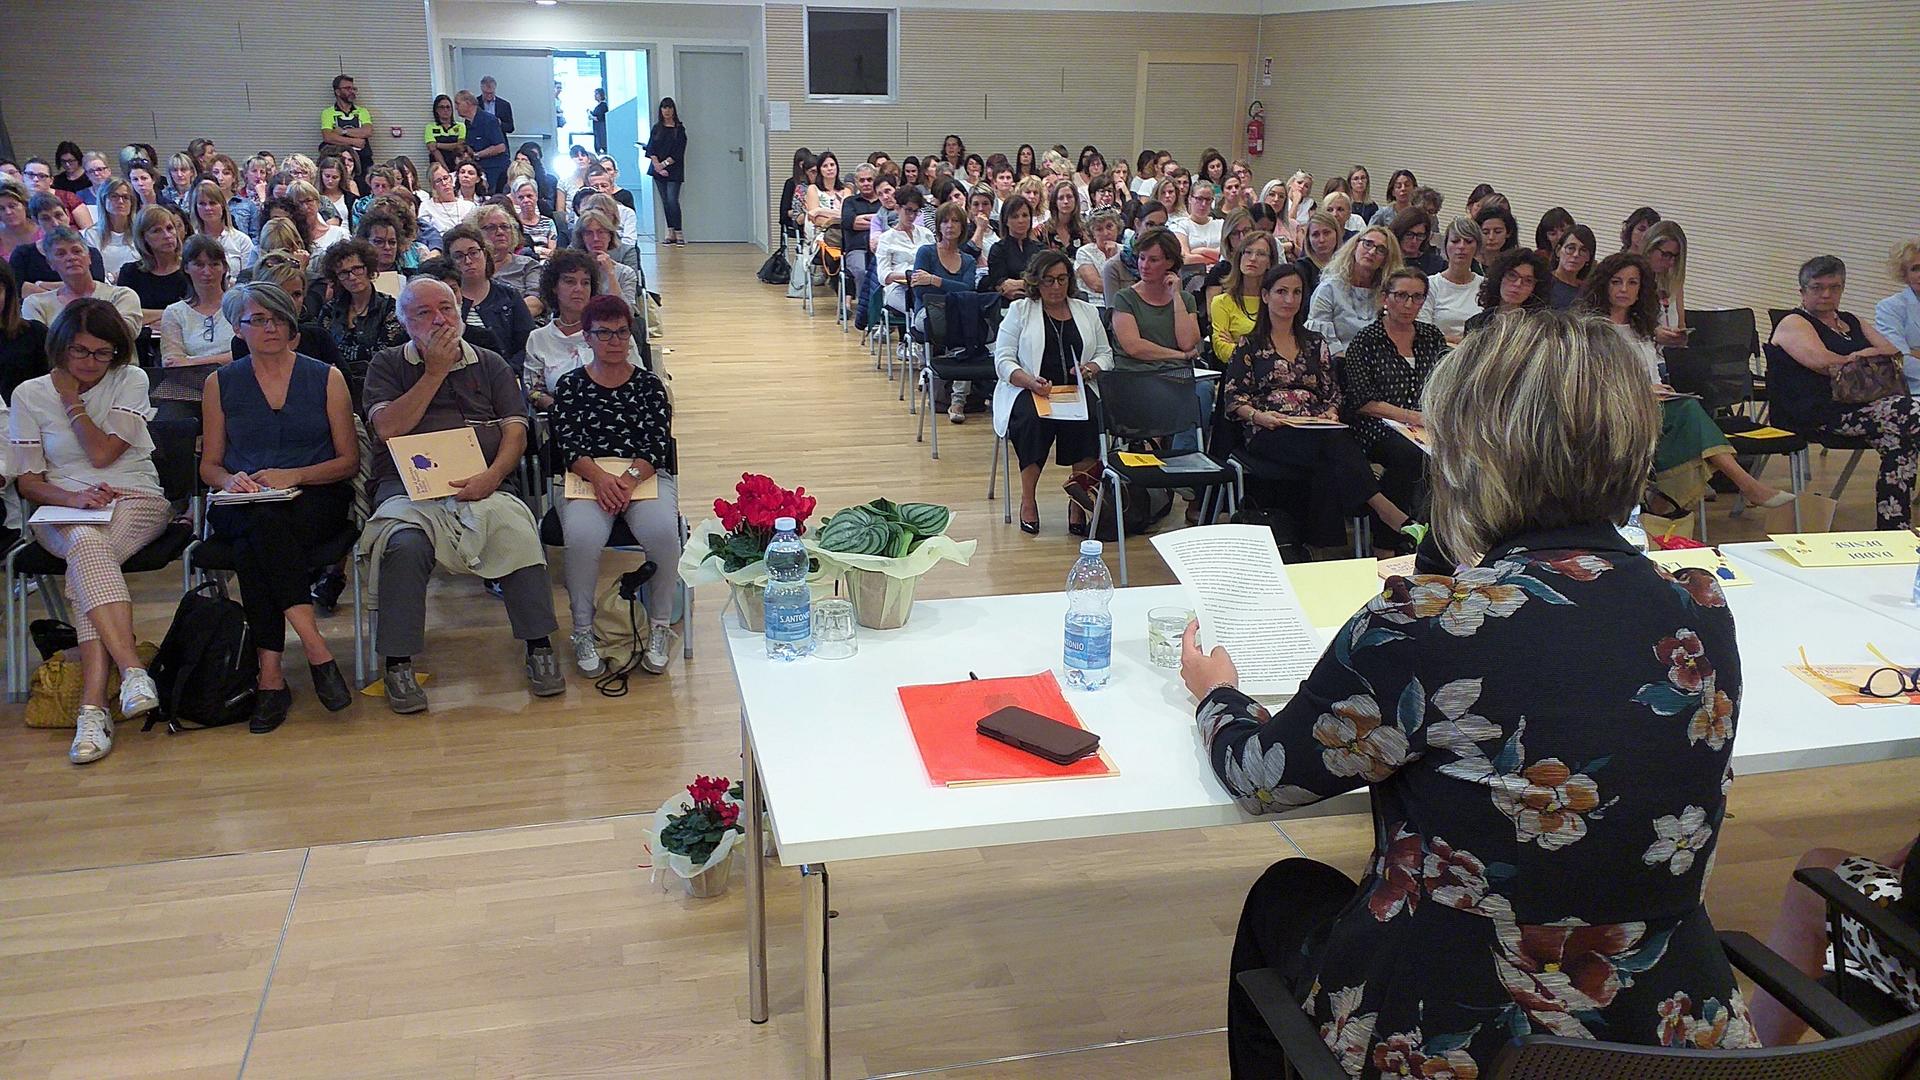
(1147, 606, 1193, 668)
(813, 598, 858, 660)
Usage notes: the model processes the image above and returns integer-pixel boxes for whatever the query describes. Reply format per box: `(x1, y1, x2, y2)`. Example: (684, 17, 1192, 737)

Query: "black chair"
(1087, 365, 1236, 585)
(914, 290, 1002, 461)
(1793, 864, 1920, 1027)
(1237, 930, 1920, 1079)
(4, 417, 201, 702)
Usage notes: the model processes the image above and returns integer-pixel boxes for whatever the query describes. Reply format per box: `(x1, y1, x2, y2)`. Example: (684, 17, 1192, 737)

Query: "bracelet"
(64, 403, 87, 419)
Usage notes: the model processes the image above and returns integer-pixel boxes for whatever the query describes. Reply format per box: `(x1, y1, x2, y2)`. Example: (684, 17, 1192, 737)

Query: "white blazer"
(991, 296, 1114, 437)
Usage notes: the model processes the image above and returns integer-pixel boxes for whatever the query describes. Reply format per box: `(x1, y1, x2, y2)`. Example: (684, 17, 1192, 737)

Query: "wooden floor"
(0, 244, 1908, 1078)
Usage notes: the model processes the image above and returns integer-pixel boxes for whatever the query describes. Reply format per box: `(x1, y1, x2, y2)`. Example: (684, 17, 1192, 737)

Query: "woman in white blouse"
(87, 180, 140, 282)
(155, 236, 234, 421)
(1307, 226, 1399, 357)
(287, 181, 348, 258)
(520, 250, 662, 411)
(1074, 209, 1123, 297)
(1419, 216, 1484, 344)
(874, 186, 932, 315)
(417, 163, 476, 238)
(186, 180, 255, 277)
(7, 300, 167, 763)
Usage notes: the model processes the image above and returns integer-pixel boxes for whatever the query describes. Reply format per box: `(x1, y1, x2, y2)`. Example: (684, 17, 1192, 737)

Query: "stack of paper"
(1150, 524, 1327, 697)
(208, 487, 302, 506)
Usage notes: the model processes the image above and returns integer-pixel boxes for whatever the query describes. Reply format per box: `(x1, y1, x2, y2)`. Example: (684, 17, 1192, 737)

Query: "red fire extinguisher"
(1246, 101, 1266, 157)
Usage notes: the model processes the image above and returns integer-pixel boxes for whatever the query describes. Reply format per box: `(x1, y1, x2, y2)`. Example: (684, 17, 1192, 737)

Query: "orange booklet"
(898, 671, 1118, 786)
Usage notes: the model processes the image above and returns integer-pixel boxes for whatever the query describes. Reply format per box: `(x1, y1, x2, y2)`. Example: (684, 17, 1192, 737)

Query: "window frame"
(802, 6, 899, 104)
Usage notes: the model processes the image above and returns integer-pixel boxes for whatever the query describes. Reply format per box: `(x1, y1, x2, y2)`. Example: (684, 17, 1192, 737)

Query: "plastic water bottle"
(763, 517, 812, 660)
(1063, 540, 1114, 690)
(1618, 505, 1649, 553)
(1910, 560, 1920, 608)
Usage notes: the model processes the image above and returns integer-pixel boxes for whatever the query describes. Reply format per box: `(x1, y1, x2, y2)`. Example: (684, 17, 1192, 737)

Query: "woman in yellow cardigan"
(1210, 231, 1281, 364)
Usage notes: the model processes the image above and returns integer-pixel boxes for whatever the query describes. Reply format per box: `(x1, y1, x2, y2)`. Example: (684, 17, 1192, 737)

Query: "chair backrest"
(1487, 1010, 1920, 1080)
(1094, 364, 1206, 442)
(1668, 309, 1760, 412)
(1767, 307, 1794, 335)
(921, 290, 1000, 357)
(147, 417, 201, 504)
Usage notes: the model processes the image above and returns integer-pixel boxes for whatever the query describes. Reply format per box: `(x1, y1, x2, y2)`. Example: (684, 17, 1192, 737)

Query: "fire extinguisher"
(1246, 101, 1266, 157)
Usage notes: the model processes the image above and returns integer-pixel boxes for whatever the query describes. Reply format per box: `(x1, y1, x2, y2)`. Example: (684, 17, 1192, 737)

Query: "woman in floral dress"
(1183, 309, 1760, 1077)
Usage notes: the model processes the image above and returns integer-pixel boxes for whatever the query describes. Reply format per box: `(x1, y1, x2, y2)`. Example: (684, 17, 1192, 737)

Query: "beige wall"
(1255, 0, 1920, 312)
(0, 0, 431, 170)
(766, 5, 1258, 197)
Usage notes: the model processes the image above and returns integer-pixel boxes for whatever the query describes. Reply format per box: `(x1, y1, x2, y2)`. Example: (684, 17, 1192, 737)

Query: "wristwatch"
(622, 463, 645, 481)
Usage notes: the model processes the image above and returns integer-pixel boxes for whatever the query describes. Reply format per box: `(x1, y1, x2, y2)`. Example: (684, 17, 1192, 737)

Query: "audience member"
(1171, 181, 1224, 264)
(1307, 225, 1399, 357)
(152, 235, 233, 421)
(1201, 211, 1256, 304)
(22, 228, 141, 336)
(1874, 239, 1920, 393)
(1040, 182, 1085, 256)
(186, 179, 255, 276)
(523, 249, 618, 407)
(1534, 206, 1574, 258)
(201, 282, 360, 730)
(0, 263, 49, 401)
(1345, 166, 1377, 224)
(1101, 201, 1168, 307)
(1293, 210, 1343, 300)
(361, 277, 563, 712)
(803, 150, 851, 281)
(316, 239, 405, 401)
(914, 202, 983, 423)
(1546, 223, 1597, 310)
(1620, 205, 1661, 253)
(454, 161, 487, 204)
(1210, 231, 1279, 364)
(87, 180, 141, 282)
(550, 293, 682, 675)
(419, 163, 476, 236)
(1642, 220, 1691, 347)
(1418, 217, 1484, 344)
(573, 209, 640, 308)
(12, 192, 108, 290)
(114, 205, 191, 326)
(507, 177, 559, 261)
(0, 183, 37, 263)
(1473, 204, 1519, 270)
(229, 254, 343, 379)
(9, 299, 167, 764)
(442, 222, 534, 362)
(455, 90, 510, 194)
(1765, 255, 1919, 529)
(1344, 266, 1444, 542)
(320, 74, 374, 177)
(876, 186, 932, 318)
(1110, 226, 1208, 467)
(1388, 208, 1442, 276)
(1462, 246, 1548, 336)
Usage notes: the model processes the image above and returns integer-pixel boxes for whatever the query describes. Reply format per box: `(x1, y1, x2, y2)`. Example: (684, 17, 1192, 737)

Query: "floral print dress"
(1198, 525, 1758, 1076)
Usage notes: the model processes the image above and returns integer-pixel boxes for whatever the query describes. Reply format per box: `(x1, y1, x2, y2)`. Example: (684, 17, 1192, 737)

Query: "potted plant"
(813, 498, 976, 629)
(679, 473, 830, 630)
(650, 775, 746, 898)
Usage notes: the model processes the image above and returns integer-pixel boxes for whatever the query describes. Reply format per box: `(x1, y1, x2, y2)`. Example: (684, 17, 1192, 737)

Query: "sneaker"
(249, 687, 293, 734)
(640, 624, 677, 675)
(383, 662, 429, 714)
(70, 705, 113, 764)
(526, 646, 566, 697)
(571, 629, 607, 677)
(118, 667, 160, 720)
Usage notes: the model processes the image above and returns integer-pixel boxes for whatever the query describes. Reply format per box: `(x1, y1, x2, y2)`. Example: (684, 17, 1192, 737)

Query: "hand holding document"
(1151, 524, 1326, 697)
(563, 459, 660, 502)
(1274, 414, 1347, 429)
(1383, 418, 1431, 454)
(388, 428, 488, 501)
(1031, 384, 1087, 421)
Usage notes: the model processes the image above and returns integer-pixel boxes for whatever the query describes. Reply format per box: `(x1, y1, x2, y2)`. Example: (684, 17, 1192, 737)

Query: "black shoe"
(311, 660, 353, 712)
(249, 687, 292, 734)
(1019, 517, 1040, 535)
(1067, 519, 1089, 538)
(310, 568, 346, 615)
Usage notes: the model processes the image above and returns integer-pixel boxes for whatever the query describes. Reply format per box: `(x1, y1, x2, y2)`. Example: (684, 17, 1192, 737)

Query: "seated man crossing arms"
(361, 277, 564, 712)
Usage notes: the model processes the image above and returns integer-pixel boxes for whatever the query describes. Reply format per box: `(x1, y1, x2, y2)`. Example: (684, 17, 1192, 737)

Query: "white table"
(1723, 540, 1920, 634)
(730, 569, 1920, 1079)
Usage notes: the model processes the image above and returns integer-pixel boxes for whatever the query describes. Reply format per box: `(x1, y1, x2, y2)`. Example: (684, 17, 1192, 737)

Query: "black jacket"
(483, 96, 514, 134)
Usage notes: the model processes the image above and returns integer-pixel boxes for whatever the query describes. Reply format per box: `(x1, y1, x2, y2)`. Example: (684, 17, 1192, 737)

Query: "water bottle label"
(766, 603, 811, 643)
(1064, 623, 1111, 670)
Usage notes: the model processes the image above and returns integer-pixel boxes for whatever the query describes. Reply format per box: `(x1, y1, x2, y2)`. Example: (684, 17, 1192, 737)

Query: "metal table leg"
(743, 710, 769, 1024)
(802, 862, 831, 1080)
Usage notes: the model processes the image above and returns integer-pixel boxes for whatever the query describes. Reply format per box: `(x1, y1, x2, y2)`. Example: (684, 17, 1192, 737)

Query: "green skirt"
(1652, 398, 1733, 509)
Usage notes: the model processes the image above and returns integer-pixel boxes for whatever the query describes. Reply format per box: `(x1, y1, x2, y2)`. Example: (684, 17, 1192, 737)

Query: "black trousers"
(1006, 388, 1100, 470)
(1241, 427, 1382, 548)
(1228, 858, 1360, 1079)
(1368, 430, 1429, 522)
(207, 482, 353, 652)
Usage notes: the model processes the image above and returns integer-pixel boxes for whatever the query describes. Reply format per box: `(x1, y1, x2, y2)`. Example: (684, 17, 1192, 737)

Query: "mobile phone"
(977, 706, 1101, 766)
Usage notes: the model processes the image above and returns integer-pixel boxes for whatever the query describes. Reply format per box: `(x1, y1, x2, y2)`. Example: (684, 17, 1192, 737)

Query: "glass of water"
(1147, 606, 1193, 669)
(813, 598, 859, 660)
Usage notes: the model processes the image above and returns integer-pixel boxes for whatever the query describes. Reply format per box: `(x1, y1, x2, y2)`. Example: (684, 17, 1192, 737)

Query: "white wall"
(428, 0, 768, 249)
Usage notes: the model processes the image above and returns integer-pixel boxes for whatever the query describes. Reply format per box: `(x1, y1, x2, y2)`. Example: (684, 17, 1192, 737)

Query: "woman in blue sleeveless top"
(201, 283, 360, 732)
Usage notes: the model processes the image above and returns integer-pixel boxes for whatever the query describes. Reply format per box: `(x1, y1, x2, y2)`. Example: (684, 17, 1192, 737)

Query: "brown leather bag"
(1830, 353, 1906, 404)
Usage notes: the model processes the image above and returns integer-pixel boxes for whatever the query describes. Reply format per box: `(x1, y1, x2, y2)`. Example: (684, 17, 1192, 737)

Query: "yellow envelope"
(1735, 426, 1798, 439)
(1648, 547, 1752, 586)
(1285, 558, 1384, 629)
(1116, 451, 1163, 467)
(1770, 531, 1920, 567)
(563, 459, 661, 502)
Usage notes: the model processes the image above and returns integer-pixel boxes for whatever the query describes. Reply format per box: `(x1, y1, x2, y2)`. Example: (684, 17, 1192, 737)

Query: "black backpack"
(756, 247, 791, 285)
(143, 581, 258, 733)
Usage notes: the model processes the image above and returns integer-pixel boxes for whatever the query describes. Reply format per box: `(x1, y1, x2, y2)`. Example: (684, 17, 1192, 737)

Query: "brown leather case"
(976, 706, 1101, 766)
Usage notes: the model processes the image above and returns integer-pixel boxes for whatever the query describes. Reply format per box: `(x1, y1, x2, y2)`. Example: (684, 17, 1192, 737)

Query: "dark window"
(806, 8, 893, 99)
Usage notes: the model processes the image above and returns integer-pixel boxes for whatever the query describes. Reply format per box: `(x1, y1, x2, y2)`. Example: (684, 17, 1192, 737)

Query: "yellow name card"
(1648, 547, 1753, 586)
(1116, 451, 1163, 467)
(1770, 530, 1920, 567)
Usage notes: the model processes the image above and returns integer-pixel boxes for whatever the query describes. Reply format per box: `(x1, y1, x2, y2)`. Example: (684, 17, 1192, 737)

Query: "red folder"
(898, 672, 1118, 786)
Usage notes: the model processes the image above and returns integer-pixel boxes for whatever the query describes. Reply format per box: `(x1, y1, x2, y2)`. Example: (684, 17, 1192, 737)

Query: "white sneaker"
(119, 667, 160, 719)
(640, 623, 677, 675)
(571, 630, 606, 676)
(70, 706, 113, 764)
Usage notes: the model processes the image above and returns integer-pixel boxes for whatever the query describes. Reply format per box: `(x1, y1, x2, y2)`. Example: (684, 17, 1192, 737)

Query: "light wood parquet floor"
(0, 245, 1910, 1078)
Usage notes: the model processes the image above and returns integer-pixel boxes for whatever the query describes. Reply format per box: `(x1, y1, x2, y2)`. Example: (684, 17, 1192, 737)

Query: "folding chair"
(915, 291, 1002, 460)
(5, 418, 201, 702)
(1087, 366, 1237, 585)
(184, 509, 368, 688)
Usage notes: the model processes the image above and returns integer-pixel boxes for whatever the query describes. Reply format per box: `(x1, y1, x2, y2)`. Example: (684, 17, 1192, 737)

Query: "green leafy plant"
(817, 499, 953, 558)
(657, 776, 744, 866)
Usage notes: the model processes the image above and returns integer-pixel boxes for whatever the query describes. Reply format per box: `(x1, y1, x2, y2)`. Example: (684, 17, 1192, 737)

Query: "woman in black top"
(115, 206, 191, 325)
(981, 198, 1045, 302)
(1345, 268, 1449, 541)
(440, 224, 535, 362)
(1765, 254, 1919, 529)
(777, 147, 814, 245)
(314, 239, 404, 405)
(0, 263, 48, 402)
(643, 97, 688, 245)
(1463, 248, 1550, 336)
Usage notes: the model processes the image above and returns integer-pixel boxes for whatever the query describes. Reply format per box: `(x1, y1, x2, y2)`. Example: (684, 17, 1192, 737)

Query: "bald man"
(362, 277, 562, 711)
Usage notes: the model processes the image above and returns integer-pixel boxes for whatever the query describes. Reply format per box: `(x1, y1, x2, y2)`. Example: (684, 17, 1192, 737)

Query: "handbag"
(25, 639, 160, 728)
(756, 248, 791, 285)
(1831, 353, 1905, 405)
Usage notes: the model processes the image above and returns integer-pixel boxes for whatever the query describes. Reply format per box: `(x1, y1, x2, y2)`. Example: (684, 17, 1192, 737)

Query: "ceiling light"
(535, 1, 557, 6)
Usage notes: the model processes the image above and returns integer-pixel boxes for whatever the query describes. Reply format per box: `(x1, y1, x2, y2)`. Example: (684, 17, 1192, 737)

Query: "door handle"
(732, 147, 745, 161)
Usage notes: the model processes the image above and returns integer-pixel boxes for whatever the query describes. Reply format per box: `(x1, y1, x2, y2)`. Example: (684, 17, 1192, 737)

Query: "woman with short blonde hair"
(1306, 225, 1400, 356)
(1873, 239, 1920, 391)
(185, 179, 255, 276)
(1641, 219, 1690, 348)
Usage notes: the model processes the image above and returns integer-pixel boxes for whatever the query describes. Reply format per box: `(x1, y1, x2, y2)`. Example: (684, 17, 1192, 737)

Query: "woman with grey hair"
(201, 281, 361, 731)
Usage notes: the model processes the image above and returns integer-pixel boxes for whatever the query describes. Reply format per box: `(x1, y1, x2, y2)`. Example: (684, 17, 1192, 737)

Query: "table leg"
(802, 862, 831, 1080)
(743, 709, 769, 1024)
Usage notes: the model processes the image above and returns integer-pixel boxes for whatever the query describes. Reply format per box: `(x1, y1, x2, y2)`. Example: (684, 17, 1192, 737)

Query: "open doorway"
(554, 49, 654, 239)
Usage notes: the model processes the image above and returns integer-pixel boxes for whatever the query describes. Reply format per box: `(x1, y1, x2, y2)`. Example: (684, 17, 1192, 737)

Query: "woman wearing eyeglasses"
(1307, 226, 1400, 358)
(1389, 208, 1444, 276)
(550, 293, 681, 678)
(51, 143, 89, 195)
(316, 239, 405, 403)
(1547, 224, 1597, 311)
(153, 236, 233, 422)
(993, 249, 1111, 536)
(441, 223, 534, 364)
(1642, 221, 1691, 349)
(1344, 268, 1448, 549)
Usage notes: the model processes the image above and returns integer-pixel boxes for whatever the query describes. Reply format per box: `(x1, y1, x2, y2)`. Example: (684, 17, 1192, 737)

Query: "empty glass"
(813, 598, 858, 660)
(1147, 606, 1193, 668)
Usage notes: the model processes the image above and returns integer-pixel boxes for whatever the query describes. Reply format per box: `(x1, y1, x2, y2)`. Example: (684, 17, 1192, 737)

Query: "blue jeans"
(654, 178, 683, 231)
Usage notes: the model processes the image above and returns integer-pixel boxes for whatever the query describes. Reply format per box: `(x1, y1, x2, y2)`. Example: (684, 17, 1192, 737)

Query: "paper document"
(387, 428, 488, 501)
(1769, 530, 1920, 567)
(563, 459, 661, 502)
(1655, 388, 1701, 401)
(1158, 452, 1218, 474)
(208, 487, 302, 506)
(1150, 524, 1326, 697)
(1032, 385, 1087, 421)
(1384, 419, 1431, 454)
(372, 271, 404, 298)
(1732, 425, 1797, 440)
(29, 505, 113, 525)
(1275, 414, 1347, 429)
(1116, 451, 1162, 467)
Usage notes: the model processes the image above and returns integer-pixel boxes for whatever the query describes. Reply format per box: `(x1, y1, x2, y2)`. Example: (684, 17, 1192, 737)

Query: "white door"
(672, 49, 751, 243)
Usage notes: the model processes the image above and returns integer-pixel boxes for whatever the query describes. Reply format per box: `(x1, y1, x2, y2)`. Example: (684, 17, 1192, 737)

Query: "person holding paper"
(362, 277, 563, 712)
(7, 300, 167, 764)
(992, 249, 1113, 536)
(1185, 309, 1759, 1076)
(550, 294, 681, 677)
(201, 283, 360, 731)
(1223, 264, 1419, 555)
